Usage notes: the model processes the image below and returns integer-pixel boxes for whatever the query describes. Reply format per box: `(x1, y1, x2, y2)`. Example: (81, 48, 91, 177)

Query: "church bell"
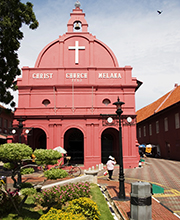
(75, 22, 80, 30)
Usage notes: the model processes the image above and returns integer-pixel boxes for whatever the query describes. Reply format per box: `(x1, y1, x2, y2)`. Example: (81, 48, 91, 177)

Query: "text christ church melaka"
(12, 1, 140, 169)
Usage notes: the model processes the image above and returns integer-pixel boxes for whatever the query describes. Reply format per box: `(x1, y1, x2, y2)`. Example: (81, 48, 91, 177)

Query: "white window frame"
(175, 113, 180, 129)
(156, 121, 159, 134)
(4, 119, 8, 128)
(143, 126, 146, 137)
(164, 117, 168, 132)
(139, 127, 141, 138)
(149, 124, 152, 136)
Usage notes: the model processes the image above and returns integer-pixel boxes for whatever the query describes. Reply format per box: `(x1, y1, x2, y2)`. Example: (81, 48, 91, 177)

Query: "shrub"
(0, 189, 21, 215)
(65, 197, 101, 220)
(19, 182, 33, 189)
(39, 207, 86, 220)
(44, 167, 68, 180)
(34, 182, 91, 208)
(20, 167, 35, 175)
(3, 162, 16, 170)
(0, 143, 32, 163)
(20, 187, 37, 196)
(39, 197, 100, 220)
(33, 149, 62, 166)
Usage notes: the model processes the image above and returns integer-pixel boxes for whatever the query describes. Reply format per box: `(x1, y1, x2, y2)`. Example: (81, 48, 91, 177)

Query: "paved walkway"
(98, 157, 180, 219)
(1, 157, 180, 219)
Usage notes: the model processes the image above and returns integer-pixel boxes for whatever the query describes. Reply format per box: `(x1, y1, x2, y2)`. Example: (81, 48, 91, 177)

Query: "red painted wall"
(13, 5, 140, 168)
(137, 103, 180, 160)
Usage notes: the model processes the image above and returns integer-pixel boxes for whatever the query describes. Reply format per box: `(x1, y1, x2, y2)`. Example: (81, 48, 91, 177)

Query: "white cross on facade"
(68, 41, 85, 64)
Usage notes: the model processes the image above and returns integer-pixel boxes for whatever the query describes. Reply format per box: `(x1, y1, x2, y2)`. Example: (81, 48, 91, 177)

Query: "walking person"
(106, 156, 116, 180)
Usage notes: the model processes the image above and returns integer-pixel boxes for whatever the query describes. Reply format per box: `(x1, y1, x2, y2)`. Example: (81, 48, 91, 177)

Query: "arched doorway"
(64, 128, 84, 164)
(28, 128, 46, 150)
(101, 128, 119, 164)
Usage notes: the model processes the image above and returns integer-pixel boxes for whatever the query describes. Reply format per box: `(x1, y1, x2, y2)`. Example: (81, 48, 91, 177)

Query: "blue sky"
(14, 0, 180, 110)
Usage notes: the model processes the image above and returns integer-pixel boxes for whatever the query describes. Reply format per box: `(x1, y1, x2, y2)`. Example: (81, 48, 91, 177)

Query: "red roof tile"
(136, 84, 180, 123)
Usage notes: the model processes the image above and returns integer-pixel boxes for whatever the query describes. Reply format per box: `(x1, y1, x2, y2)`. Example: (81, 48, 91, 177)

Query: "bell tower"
(67, 1, 88, 32)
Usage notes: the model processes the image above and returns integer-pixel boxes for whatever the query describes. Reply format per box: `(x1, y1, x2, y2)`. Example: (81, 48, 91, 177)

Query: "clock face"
(107, 117, 113, 124)
(127, 117, 132, 123)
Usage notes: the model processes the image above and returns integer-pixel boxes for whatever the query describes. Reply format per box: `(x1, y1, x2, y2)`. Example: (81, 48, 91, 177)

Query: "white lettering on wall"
(32, 73, 53, 79)
(98, 73, 121, 79)
(66, 73, 87, 79)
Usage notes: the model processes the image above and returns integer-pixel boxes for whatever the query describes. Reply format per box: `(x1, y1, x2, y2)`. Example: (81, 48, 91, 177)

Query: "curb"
(98, 184, 124, 220)
(152, 197, 180, 219)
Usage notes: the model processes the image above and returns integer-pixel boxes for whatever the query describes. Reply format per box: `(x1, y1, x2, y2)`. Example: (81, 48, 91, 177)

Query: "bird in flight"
(157, 10, 163, 14)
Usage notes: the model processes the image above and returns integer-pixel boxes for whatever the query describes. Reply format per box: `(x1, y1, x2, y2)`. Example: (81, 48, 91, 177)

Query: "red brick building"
(136, 84, 180, 160)
(0, 105, 14, 144)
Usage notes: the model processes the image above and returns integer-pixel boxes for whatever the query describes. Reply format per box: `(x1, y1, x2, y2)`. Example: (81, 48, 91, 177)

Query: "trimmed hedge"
(44, 167, 68, 180)
(65, 197, 100, 220)
(39, 207, 86, 220)
(39, 197, 100, 220)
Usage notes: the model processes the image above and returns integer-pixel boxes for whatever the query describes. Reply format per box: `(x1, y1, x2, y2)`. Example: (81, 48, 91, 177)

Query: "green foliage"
(39, 207, 86, 220)
(0, 143, 33, 163)
(19, 181, 33, 189)
(0, 189, 21, 215)
(39, 197, 100, 220)
(0, 183, 109, 220)
(34, 182, 91, 208)
(65, 197, 100, 220)
(0, 0, 38, 106)
(20, 167, 35, 175)
(0, 143, 34, 189)
(33, 149, 62, 166)
(20, 187, 37, 196)
(44, 168, 68, 180)
(3, 162, 16, 170)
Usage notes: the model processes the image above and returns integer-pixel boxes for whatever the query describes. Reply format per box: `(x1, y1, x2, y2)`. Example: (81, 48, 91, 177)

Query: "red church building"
(11, 1, 140, 169)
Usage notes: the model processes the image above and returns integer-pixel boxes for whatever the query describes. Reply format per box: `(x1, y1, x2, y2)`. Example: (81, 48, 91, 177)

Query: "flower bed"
(34, 182, 91, 209)
(39, 197, 100, 220)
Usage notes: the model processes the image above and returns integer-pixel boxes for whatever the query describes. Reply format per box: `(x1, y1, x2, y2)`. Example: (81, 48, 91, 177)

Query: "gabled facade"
(137, 84, 180, 160)
(10, 2, 140, 168)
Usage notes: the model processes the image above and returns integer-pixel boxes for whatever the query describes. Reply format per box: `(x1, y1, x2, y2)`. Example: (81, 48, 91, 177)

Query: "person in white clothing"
(106, 155, 116, 180)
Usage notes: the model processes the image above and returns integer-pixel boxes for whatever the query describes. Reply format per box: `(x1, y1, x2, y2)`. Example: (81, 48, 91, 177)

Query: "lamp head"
(113, 97, 125, 116)
(17, 117, 25, 129)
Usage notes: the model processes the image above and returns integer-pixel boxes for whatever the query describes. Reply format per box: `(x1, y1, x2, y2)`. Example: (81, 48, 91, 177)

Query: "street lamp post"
(113, 97, 125, 200)
(17, 118, 25, 143)
(10, 117, 33, 144)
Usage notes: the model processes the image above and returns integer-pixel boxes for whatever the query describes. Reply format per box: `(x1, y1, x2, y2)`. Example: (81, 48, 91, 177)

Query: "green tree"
(0, 0, 38, 107)
(33, 149, 62, 167)
(0, 143, 33, 188)
(0, 143, 63, 188)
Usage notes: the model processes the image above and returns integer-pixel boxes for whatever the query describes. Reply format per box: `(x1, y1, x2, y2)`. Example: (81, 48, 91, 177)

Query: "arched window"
(102, 99, 111, 106)
(42, 99, 50, 107)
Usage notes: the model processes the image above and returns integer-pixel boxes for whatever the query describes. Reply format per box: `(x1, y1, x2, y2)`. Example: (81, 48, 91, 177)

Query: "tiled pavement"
(98, 179, 179, 219)
(98, 157, 180, 219)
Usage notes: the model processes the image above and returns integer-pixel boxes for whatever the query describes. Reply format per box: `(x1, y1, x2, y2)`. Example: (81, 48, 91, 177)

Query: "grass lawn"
(90, 184, 114, 220)
(1, 184, 114, 220)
